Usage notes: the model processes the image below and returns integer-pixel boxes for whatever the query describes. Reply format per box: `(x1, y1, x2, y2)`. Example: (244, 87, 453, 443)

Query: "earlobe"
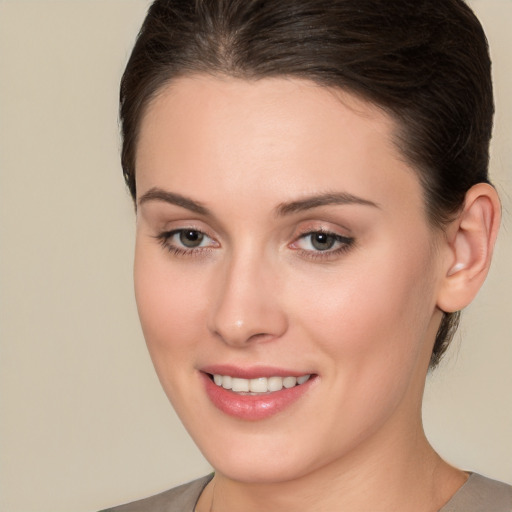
(437, 183, 501, 313)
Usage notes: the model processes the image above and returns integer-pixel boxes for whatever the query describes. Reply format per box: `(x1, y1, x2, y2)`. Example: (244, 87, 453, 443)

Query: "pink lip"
(200, 367, 316, 421)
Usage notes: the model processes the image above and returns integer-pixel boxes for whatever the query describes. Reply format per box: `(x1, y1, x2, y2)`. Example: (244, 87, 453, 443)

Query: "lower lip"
(201, 373, 316, 421)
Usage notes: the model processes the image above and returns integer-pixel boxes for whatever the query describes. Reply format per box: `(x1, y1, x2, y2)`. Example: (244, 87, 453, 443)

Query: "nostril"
(247, 332, 270, 343)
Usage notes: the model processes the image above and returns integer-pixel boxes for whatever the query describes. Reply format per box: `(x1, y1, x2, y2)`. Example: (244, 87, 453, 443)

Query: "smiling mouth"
(209, 374, 312, 394)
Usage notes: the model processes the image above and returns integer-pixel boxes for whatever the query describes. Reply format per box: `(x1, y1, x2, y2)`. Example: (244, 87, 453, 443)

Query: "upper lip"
(201, 364, 313, 379)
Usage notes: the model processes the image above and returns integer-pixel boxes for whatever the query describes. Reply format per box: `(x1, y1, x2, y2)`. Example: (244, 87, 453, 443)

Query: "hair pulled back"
(120, 0, 494, 367)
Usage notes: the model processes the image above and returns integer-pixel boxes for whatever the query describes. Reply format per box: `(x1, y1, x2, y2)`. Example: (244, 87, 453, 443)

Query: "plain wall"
(0, 1, 510, 511)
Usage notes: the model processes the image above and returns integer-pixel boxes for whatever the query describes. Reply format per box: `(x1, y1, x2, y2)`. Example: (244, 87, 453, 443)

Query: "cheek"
(289, 239, 437, 392)
(133, 243, 209, 372)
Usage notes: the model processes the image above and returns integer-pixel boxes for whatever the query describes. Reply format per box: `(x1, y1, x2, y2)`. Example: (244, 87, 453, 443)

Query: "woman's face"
(134, 76, 446, 483)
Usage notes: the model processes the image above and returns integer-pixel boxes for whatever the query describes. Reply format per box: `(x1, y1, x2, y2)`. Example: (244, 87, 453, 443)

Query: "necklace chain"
(209, 480, 216, 512)
(195, 479, 215, 512)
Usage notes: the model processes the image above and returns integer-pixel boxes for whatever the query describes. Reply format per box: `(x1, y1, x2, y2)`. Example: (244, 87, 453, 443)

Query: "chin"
(209, 449, 318, 484)
(187, 419, 339, 485)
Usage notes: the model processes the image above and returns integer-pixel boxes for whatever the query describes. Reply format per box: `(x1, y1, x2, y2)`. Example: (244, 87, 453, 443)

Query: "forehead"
(135, 75, 423, 218)
(137, 75, 395, 165)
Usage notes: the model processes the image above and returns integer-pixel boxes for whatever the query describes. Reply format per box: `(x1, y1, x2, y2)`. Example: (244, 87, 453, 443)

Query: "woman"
(104, 0, 511, 510)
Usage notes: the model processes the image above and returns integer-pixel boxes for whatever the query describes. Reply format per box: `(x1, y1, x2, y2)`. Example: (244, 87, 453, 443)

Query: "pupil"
(312, 233, 335, 250)
(180, 230, 203, 247)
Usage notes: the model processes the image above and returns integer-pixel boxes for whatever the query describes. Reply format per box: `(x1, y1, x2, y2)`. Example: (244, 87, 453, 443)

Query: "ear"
(436, 183, 501, 313)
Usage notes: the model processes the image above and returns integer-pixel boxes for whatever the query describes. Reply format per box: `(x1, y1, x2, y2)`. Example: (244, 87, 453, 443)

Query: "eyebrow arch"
(276, 192, 379, 216)
(138, 187, 210, 215)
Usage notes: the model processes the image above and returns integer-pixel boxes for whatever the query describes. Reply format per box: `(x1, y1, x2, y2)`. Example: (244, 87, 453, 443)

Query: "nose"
(207, 251, 288, 347)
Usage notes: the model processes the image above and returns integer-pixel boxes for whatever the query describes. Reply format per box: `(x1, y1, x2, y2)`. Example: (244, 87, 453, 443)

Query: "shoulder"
(99, 474, 213, 512)
(441, 473, 512, 512)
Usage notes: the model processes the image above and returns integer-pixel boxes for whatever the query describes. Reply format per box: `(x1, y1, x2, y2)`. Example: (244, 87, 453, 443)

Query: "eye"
(156, 228, 217, 255)
(178, 229, 206, 248)
(292, 230, 354, 255)
(304, 232, 337, 251)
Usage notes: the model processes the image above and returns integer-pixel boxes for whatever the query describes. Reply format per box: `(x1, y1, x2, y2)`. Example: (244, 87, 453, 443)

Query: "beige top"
(101, 473, 512, 512)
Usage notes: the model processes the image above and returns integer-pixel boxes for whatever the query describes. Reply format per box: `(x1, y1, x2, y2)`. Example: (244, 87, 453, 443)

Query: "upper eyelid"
(155, 218, 225, 240)
(292, 217, 353, 234)
(294, 231, 353, 243)
(298, 228, 349, 236)
(294, 226, 353, 240)
(138, 203, 227, 239)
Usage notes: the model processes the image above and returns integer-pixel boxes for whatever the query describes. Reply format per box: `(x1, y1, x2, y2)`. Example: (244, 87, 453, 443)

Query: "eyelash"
(291, 229, 355, 261)
(155, 228, 355, 260)
(155, 229, 217, 257)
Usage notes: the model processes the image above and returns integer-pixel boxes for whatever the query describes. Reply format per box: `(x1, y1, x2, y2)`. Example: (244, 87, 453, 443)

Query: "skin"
(133, 75, 477, 511)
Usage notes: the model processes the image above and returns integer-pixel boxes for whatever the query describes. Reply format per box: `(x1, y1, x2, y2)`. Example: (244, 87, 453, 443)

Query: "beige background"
(0, 1, 510, 511)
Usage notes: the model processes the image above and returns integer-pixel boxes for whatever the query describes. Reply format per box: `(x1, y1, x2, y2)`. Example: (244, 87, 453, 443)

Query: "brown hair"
(120, 0, 494, 367)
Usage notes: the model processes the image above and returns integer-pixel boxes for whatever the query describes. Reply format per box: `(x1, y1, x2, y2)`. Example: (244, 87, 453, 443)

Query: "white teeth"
(283, 376, 297, 388)
(231, 377, 250, 392)
(249, 377, 268, 393)
(267, 376, 283, 392)
(297, 375, 311, 385)
(221, 375, 232, 389)
(212, 374, 311, 393)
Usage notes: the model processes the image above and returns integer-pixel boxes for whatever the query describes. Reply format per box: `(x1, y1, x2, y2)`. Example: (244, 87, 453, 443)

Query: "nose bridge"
(208, 244, 287, 346)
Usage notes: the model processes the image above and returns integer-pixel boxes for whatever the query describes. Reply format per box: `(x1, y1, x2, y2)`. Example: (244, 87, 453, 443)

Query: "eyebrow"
(138, 187, 379, 217)
(138, 187, 210, 215)
(275, 192, 379, 216)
